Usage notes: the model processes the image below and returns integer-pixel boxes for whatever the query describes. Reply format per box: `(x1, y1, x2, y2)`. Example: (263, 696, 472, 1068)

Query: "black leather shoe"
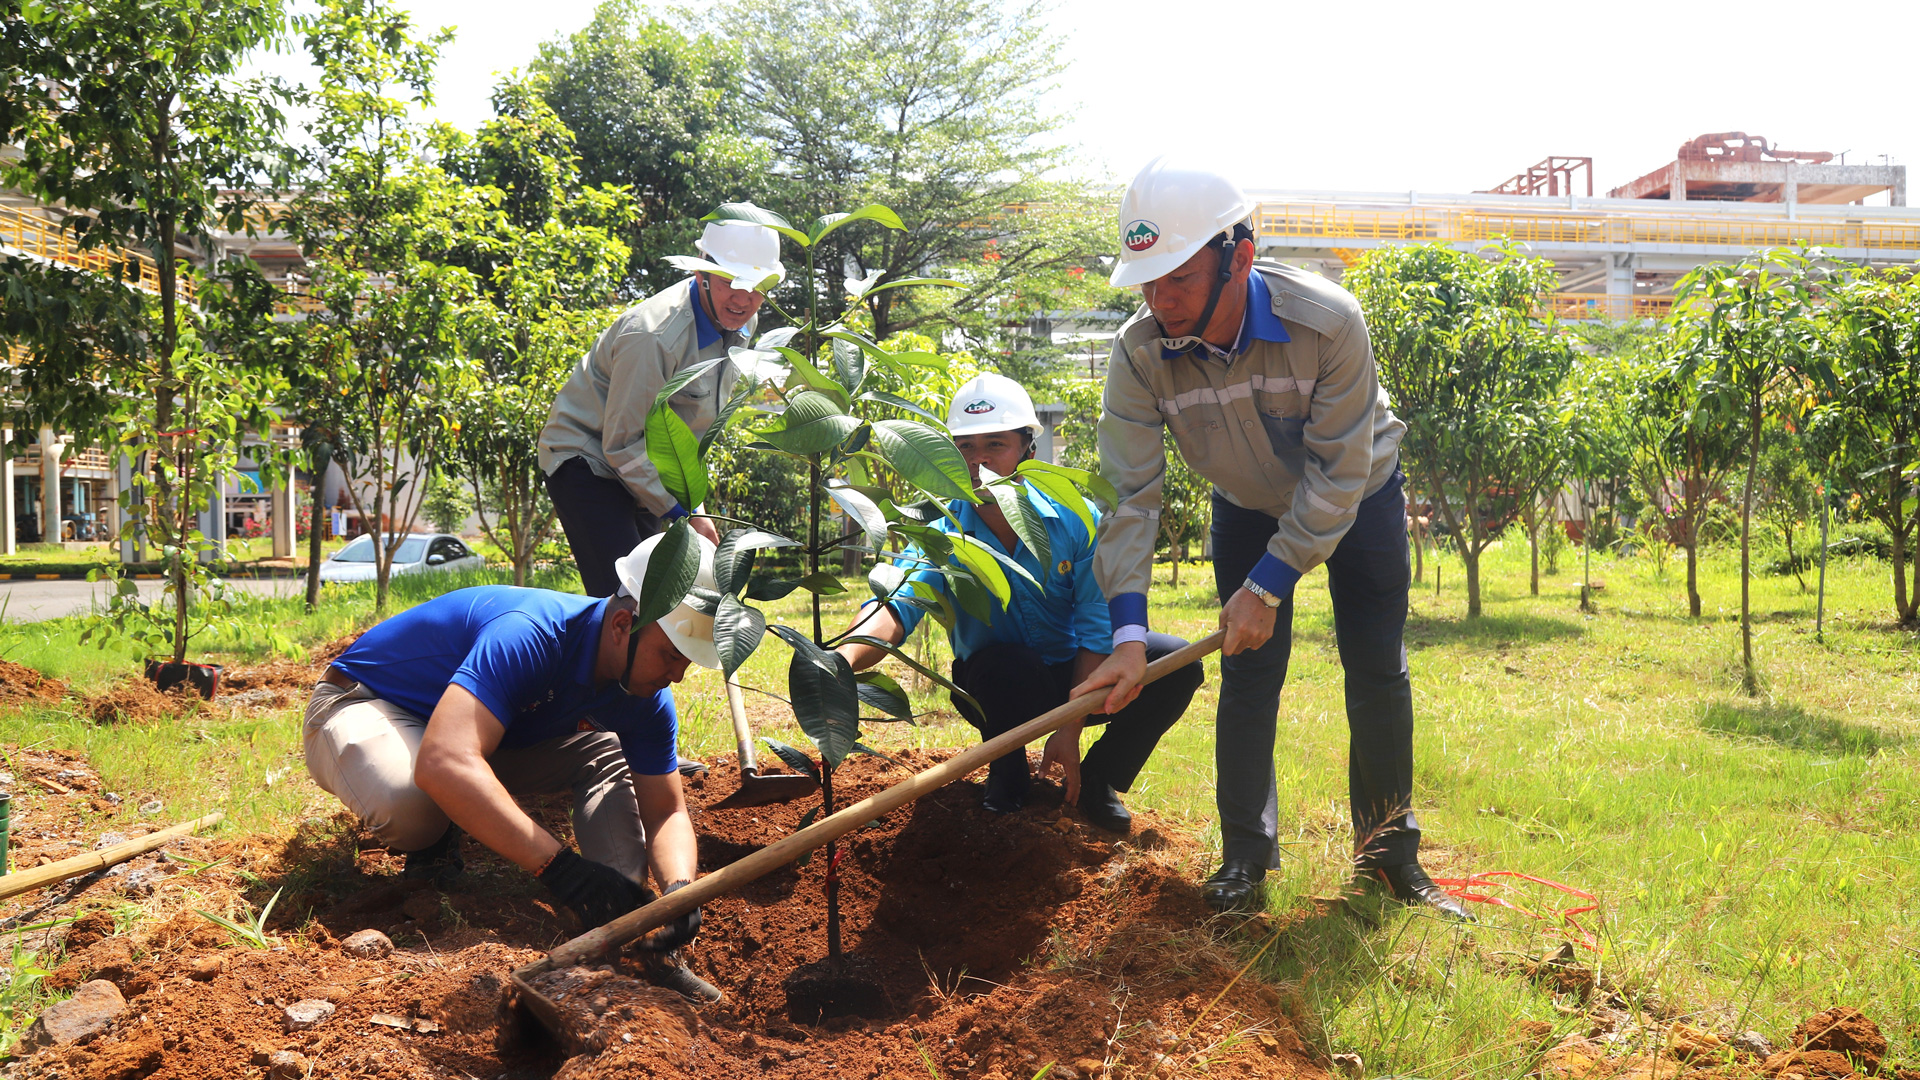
(676, 755, 709, 778)
(1077, 781, 1132, 833)
(1201, 859, 1267, 914)
(1362, 862, 1476, 922)
(401, 826, 464, 889)
(982, 790, 1023, 815)
(640, 951, 722, 1004)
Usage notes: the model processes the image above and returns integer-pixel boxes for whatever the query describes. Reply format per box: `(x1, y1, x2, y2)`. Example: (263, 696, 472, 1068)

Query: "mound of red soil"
(19, 752, 1321, 1080)
(310, 632, 363, 666)
(0, 658, 68, 706)
(218, 660, 321, 694)
(75, 678, 202, 724)
(1788, 1008, 1887, 1073)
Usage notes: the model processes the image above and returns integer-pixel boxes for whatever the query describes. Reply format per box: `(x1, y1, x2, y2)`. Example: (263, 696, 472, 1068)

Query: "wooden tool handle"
(725, 675, 756, 771)
(0, 812, 225, 900)
(521, 632, 1221, 975)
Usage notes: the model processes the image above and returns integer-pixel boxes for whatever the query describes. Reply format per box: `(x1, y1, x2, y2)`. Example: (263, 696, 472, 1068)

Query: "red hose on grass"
(1429, 870, 1601, 950)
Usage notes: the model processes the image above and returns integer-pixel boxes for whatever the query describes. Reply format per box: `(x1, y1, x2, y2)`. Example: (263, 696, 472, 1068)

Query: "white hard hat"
(947, 372, 1041, 439)
(664, 214, 786, 295)
(611, 531, 721, 669)
(1109, 156, 1253, 288)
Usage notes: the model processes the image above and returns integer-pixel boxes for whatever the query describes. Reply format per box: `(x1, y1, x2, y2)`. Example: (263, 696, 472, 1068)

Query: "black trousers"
(543, 456, 666, 598)
(949, 634, 1204, 805)
(1210, 469, 1418, 869)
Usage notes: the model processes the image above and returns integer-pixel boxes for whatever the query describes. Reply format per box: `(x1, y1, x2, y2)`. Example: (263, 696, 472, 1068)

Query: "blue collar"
(1161, 269, 1292, 360)
(689, 278, 721, 349)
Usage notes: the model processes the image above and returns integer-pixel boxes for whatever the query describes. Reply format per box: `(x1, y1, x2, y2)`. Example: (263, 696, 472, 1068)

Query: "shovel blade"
(712, 771, 819, 810)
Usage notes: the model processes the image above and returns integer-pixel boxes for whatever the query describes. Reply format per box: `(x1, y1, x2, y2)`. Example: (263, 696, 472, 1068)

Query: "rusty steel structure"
(1482, 156, 1593, 198)
(1609, 131, 1904, 206)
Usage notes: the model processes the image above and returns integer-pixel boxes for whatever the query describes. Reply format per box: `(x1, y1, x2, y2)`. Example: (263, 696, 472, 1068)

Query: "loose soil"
(74, 682, 203, 725)
(0, 659, 69, 707)
(9, 751, 1325, 1079)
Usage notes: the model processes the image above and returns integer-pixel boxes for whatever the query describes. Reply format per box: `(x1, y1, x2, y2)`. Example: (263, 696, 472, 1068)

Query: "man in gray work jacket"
(1072, 157, 1469, 919)
(539, 214, 785, 587)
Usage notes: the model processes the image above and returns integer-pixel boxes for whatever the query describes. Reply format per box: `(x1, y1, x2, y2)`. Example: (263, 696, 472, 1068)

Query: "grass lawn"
(1, 538, 1914, 1073)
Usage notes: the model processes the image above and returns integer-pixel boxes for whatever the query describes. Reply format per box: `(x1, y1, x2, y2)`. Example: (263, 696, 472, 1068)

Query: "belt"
(320, 667, 357, 689)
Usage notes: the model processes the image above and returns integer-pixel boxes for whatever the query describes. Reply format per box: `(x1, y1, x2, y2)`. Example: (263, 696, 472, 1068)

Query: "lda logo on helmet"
(962, 399, 996, 414)
(1123, 219, 1159, 252)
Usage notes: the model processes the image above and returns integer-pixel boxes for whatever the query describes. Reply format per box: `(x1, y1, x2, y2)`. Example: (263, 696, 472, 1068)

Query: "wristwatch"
(1242, 579, 1283, 608)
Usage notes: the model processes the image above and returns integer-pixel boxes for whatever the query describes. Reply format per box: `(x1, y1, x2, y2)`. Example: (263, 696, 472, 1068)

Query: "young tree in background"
(443, 75, 638, 585)
(282, 0, 480, 615)
(1818, 266, 1920, 624)
(1676, 250, 1826, 693)
(1350, 242, 1574, 618)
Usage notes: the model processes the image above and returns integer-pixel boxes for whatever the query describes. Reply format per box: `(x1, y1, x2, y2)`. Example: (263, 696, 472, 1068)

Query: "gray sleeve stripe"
(1156, 374, 1314, 416)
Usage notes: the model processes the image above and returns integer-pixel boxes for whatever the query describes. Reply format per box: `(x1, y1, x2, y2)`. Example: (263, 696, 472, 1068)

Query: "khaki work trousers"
(302, 679, 649, 881)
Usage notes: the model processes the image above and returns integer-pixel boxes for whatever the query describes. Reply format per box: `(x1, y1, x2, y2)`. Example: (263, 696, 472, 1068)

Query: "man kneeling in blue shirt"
(303, 533, 718, 996)
(835, 375, 1204, 832)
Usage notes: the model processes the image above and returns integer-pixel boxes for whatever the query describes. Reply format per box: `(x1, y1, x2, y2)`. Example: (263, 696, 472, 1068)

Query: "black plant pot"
(145, 660, 222, 700)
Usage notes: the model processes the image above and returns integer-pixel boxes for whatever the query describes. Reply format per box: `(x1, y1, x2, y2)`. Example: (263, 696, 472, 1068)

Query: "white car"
(318, 533, 485, 583)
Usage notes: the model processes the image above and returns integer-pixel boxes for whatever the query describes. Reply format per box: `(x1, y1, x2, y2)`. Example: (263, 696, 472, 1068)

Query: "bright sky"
(347, 0, 1917, 199)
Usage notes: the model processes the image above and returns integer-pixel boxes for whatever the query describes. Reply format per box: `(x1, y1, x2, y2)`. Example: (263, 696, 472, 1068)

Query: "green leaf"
(872, 419, 975, 502)
(788, 648, 861, 768)
(1020, 459, 1118, 514)
(981, 471, 1051, 569)
(857, 389, 945, 426)
(715, 528, 800, 596)
(634, 519, 700, 630)
(767, 623, 838, 676)
(703, 201, 809, 246)
(645, 405, 709, 511)
(826, 481, 888, 548)
(893, 350, 951, 371)
(795, 571, 847, 595)
(763, 738, 822, 783)
(714, 596, 766, 679)
(832, 339, 867, 395)
(868, 561, 907, 601)
(951, 534, 1013, 607)
(855, 671, 913, 721)
(838, 634, 982, 714)
(763, 391, 860, 454)
(656, 356, 729, 404)
(862, 276, 964, 296)
(775, 347, 853, 410)
(745, 575, 804, 602)
(1015, 461, 1096, 538)
(808, 204, 906, 244)
(951, 571, 997, 625)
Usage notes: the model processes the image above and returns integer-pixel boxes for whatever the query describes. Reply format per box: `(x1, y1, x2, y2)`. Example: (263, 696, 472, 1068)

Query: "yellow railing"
(0, 202, 195, 301)
(1255, 201, 1920, 253)
(1543, 293, 1676, 320)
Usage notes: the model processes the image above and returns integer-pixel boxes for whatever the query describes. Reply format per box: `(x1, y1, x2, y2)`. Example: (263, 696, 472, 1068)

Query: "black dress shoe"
(1201, 859, 1267, 914)
(640, 951, 723, 1003)
(676, 755, 709, 778)
(1077, 781, 1132, 833)
(401, 826, 464, 889)
(1362, 862, 1476, 922)
(982, 790, 1023, 814)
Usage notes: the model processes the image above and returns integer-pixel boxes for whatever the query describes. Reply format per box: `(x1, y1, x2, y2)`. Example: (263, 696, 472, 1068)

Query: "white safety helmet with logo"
(1108, 156, 1253, 288)
(665, 209, 787, 295)
(611, 532, 721, 669)
(946, 372, 1042, 440)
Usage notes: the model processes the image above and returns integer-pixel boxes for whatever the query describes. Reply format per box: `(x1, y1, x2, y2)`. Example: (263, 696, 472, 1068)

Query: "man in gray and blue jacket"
(1072, 157, 1469, 918)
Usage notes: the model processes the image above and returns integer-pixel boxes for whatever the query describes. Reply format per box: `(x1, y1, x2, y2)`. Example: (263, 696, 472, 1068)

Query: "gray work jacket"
(1093, 261, 1405, 601)
(537, 279, 753, 516)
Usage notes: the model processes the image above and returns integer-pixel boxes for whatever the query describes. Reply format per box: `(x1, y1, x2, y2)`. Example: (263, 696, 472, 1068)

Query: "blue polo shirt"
(873, 487, 1111, 665)
(331, 586, 679, 775)
(1114, 270, 1299, 633)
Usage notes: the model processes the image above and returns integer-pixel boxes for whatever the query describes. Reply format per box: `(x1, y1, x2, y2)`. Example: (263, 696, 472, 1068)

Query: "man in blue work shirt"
(835, 374, 1203, 832)
(302, 533, 721, 995)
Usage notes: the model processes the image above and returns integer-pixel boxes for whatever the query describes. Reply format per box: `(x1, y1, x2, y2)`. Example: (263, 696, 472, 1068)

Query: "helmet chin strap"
(1159, 234, 1237, 350)
(617, 618, 646, 696)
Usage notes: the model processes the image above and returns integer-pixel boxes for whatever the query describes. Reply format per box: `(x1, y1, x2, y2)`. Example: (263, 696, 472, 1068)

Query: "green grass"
(2, 539, 1915, 1074)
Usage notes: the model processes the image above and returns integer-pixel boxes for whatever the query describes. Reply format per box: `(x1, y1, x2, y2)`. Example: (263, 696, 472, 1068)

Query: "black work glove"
(639, 879, 702, 952)
(537, 849, 654, 930)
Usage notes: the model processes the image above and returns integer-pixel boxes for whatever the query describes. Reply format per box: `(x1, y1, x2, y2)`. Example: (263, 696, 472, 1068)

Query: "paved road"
(0, 575, 303, 623)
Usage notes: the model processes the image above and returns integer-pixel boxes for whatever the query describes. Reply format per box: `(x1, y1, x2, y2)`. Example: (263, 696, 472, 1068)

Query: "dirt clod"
(1791, 1007, 1886, 1073)
(0, 657, 68, 705)
(189, 955, 225, 981)
(265, 1049, 311, 1080)
(340, 927, 394, 958)
(283, 999, 336, 1031)
(19, 979, 125, 1051)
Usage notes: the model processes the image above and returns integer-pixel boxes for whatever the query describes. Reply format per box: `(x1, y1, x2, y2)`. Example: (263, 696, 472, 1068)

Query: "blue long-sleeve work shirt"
(870, 487, 1113, 665)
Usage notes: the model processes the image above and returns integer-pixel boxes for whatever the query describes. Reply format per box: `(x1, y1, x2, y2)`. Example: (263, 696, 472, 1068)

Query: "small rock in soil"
(189, 955, 225, 981)
(94, 832, 128, 849)
(1732, 1030, 1774, 1058)
(1331, 1052, 1363, 1077)
(283, 999, 336, 1031)
(19, 978, 126, 1051)
(266, 1049, 311, 1079)
(139, 800, 163, 815)
(340, 929, 393, 959)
